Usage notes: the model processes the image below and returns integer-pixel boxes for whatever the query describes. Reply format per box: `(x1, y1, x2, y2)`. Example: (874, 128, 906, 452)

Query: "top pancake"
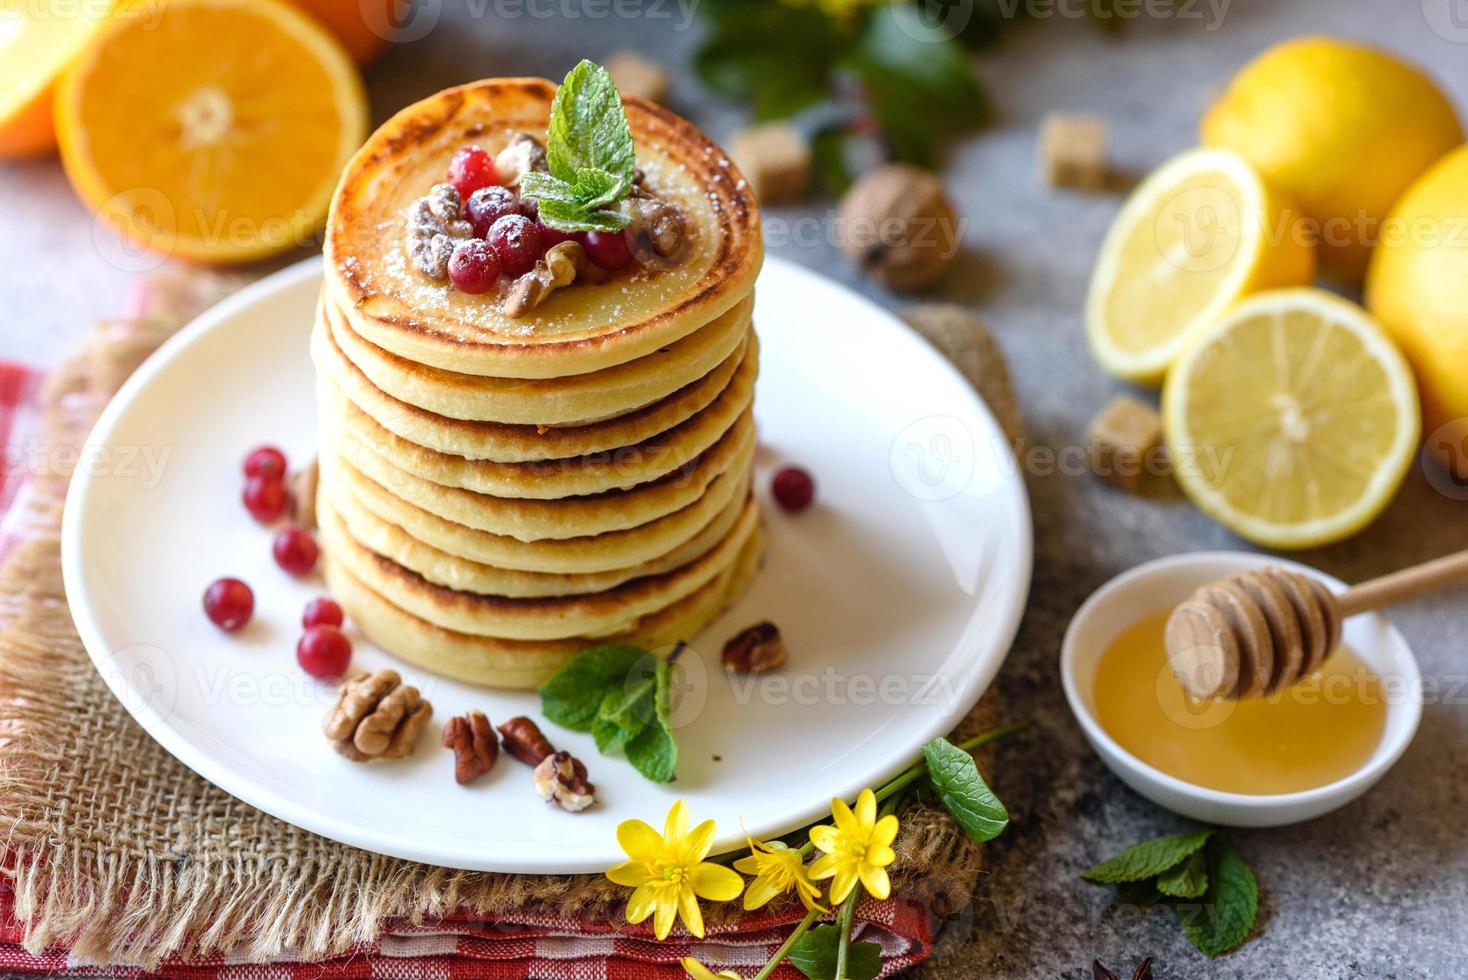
(324, 78, 763, 380)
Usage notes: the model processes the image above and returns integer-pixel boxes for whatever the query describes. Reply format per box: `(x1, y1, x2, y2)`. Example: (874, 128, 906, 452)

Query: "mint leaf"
(1081, 830, 1213, 885)
(539, 644, 645, 732)
(1176, 840, 1258, 958)
(518, 171, 580, 205)
(787, 924, 882, 980)
(535, 199, 630, 233)
(545, 59, 635, 184)
(1157, 849, 1208, 900)
(572, 167, 628, 209)
(921, 737, 1008, 844)
(625, 721, 677, 783)
(592, 690, 640, 754)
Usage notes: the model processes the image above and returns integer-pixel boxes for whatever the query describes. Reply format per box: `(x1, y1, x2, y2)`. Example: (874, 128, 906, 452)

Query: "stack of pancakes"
(311, 79, 764, 689)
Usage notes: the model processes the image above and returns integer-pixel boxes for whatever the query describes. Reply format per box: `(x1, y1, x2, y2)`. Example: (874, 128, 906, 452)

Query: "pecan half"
(533, 751, 596, 812)
(722, 621, 787, 673)
(497, 715, 555, 767)
(323, 669, 433, 762)
(442, 709, 498, 784)
(624, 187, 686, 263)
(504, 240, 586, 318)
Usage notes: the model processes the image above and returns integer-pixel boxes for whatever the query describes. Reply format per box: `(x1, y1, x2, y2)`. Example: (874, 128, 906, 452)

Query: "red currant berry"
(203, 577, 254, 632)
(243, 445, 287, 480)
(272, 525, 319, 577)
(771, 466, 815, 513)
(302, 596, 344, 629)
(296, 625, 352, 679)
(448, 239, 502, 294)
(448, 145, 498, 198)
(535, 222, 576, 253)
(466, 185, 519, 238)
(487, 214, 540, 276)
(243, 475, 288, 523)
(580, 230, 633, 271)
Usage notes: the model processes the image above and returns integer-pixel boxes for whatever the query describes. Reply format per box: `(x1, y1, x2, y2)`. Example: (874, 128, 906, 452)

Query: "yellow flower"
(779, 0, 886, 21)
(607, 800, 744, 940)
(808, 789, 899, 903)
(681, 957, 743, 980)
(733, 837, 826, 913)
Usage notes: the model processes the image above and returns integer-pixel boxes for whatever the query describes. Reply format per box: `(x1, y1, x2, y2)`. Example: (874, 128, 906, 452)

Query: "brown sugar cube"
(606, 51, 670, 105)
(1039, 113, 1109, 191)
(1088, 395, 1162, 490)
(728, 122, 811, 204)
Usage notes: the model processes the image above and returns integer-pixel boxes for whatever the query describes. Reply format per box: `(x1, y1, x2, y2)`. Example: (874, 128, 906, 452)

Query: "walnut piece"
(504, 241, 586, 318)
(533, 751, 596, 812)
(441, 709, 499, 784)
(323, 669, 433, 762)
(498, 715, 555, 767)
(495, 132, 549, 187)
(722, 621, 788, 673)
(838, 164, 960, 290)
(406, 182, 472, 280)
(624, 187, 686, 263)
(289, 457, 319, 530)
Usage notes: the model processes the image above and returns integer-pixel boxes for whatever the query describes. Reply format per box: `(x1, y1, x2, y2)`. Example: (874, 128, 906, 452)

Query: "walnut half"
(323, 669, 433, 762)
(533, 751, 596, 812)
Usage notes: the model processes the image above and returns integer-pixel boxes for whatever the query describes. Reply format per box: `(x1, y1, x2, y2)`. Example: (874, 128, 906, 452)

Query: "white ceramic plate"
(61, 255, 1031, 873)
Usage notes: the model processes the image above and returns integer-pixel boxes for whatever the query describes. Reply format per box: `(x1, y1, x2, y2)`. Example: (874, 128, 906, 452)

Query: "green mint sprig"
(1082, 829, 1260, 958)
(539, 644, 676, 783)
(520, 59, 635, 233)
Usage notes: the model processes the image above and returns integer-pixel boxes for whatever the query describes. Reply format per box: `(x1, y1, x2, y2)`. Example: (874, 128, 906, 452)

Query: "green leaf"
(539, 644, 645, 732)
(694, 4, 842, 120)
(592, 690, 640, 754)
(811, 125, 854, 195)
(571, 167, 628, 210)
(1116, 880, 1164, 909)
(518, 171, 580, 205)
(1081, 830, 1213, 885)
(535, 199, 630, 233)
(545, 59, 635, 184)
(1157, 849, 1209, 899)
(921, 737, 1008, 844)
(1176, 840, 1259, 958)
(625, 720, 677, 783)
(787, 924, 882, 980)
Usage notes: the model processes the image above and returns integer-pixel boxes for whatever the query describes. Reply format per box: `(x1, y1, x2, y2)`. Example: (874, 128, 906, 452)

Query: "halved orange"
(55, 0, 369, 264)
(0, 0, 117, 157)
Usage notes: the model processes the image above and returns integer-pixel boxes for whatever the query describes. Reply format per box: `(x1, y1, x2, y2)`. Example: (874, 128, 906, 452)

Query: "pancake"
(323, 292, 753, 425)
(312, 307, 756, 462)
(324, 518, 762, 688)
(315, 332, 754, 499)
(329, 470, 750, 598)
(324, 78, 762, 379)
(322, 454, 751, 574)
(321, 494, 758, 641)
(324, 408, 755, 542)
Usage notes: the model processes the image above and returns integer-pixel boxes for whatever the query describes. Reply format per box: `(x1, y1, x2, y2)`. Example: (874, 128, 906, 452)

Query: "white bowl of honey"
(1061, 551, 1422, 827)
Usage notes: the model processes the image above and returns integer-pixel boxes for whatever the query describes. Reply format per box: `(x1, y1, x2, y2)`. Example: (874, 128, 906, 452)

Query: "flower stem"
(751, 907, 822, 980)
(833, 888, 859, 980)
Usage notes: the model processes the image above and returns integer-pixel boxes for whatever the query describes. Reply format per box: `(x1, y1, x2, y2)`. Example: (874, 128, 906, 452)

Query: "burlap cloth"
(0, 270, 1016, 969)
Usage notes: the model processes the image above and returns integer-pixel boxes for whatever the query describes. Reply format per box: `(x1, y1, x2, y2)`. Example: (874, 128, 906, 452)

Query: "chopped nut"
(533, 751, 596, 812)
(442, 709, 498, 784)
(323, 669, 433, 762)
(1087, 395, 1163, 491)
(494, 131, 549, 187)
(504, 240, 586, 318)
(728, 122, 811, 204)
(606, 51, 669, 104)
(838, 164, 961, 290)
(497, 715, 556, 767)
(624, 187, 687, 265)
(289, 457, 319, 530)
(722, 621, 788, 673)
(406, 182, 472, 280)
(1039, 113, 1109, 191)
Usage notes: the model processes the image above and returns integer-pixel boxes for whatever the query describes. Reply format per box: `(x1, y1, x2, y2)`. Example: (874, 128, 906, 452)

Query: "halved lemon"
(0, 0, 116, 157)
(1162, 288, 1420, 549)
(55, 0, 368, 264)
(1086, 148, 1317, 385)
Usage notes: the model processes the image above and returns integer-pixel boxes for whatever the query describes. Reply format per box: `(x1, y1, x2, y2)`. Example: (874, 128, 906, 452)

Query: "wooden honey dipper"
(1165, 550, 1468, 700)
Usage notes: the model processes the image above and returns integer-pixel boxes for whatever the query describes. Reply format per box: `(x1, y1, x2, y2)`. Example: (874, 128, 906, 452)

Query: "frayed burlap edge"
(0, 274, 1012, 968)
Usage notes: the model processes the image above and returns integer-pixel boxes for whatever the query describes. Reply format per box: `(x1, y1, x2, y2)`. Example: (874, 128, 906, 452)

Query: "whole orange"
(286, 0, 398, 64)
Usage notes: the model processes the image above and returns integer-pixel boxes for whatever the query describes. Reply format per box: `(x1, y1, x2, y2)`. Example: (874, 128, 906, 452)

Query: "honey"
(1092, 610, 1387, 795)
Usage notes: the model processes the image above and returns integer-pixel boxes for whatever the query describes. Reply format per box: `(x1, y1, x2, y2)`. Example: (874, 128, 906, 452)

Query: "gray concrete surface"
(2, 0, 1466, 976)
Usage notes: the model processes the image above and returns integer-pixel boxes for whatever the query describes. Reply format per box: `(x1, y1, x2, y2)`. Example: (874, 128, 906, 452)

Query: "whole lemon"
(1202, 36, 1462, 282)
(1366, 145, 1468, 479)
